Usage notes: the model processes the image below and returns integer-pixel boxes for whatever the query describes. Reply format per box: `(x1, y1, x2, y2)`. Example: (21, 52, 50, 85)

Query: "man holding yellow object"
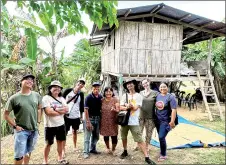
(119, 79, 156, 164)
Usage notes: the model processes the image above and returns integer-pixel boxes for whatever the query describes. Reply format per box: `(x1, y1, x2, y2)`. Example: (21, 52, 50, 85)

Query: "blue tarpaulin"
(150, 115, 226, 149)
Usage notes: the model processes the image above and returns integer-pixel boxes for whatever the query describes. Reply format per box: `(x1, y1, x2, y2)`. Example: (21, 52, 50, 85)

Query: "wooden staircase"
(197, 70, 224, 121)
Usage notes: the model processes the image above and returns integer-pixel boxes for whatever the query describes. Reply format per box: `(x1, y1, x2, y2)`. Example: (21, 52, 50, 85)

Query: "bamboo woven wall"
(102, 21, 183, 75)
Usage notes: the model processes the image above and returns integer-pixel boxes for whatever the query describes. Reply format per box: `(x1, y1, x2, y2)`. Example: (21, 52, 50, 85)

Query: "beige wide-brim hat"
(48, 80, 63, 90)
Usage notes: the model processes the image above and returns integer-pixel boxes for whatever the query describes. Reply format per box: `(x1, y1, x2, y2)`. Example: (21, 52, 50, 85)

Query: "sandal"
(133, 146, 139, 151)
(111, 150, 117, 156)
(158, 156, 167, 162)
(74, 148, 80, 153)
(58, 159, 69, 164)
(106, 149, 112, 154)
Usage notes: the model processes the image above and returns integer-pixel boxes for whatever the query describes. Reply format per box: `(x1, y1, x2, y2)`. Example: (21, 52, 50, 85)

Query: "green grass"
(179, 81, 199, 95)
(193, 118, 225, 134)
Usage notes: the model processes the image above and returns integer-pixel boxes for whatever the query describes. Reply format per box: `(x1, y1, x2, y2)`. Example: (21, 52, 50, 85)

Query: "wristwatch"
(13, 125, 17, 129)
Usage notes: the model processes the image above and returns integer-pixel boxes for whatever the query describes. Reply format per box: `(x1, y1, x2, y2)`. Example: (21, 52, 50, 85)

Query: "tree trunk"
(51, 37, 57, 79)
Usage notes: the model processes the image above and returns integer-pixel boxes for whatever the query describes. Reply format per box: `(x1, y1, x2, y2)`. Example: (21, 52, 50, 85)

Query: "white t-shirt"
(120, 93, 143, 125)
(66, 90, 81, 119)
(42, 95, 67, 127)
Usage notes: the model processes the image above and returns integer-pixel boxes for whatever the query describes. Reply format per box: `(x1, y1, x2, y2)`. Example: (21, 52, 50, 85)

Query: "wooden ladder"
(197, 70, 224, 121)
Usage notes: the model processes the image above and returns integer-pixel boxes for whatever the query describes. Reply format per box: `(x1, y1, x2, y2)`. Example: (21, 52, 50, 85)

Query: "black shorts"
(45, 124, 66, 145)
(64, 116, 80, 135)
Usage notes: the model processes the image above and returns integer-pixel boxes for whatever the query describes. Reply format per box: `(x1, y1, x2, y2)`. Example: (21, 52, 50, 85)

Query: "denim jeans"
(156, 122, 170, 156)
(83, 116, 100, 154)
(14, 130, 39, 159)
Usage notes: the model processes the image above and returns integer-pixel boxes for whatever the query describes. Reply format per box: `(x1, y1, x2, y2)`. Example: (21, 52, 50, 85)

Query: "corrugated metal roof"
(90, 3, 225, 45)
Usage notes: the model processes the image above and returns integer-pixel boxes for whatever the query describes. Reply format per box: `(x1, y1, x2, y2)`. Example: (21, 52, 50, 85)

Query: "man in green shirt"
(4, 74, 42, 165)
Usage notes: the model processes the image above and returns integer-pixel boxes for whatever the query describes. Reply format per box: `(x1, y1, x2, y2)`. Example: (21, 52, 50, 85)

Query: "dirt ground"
(1, 104, 225, 164)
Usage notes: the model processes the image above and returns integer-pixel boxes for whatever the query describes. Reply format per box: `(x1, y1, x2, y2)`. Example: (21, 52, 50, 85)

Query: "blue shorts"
(14, 130, 38, 159)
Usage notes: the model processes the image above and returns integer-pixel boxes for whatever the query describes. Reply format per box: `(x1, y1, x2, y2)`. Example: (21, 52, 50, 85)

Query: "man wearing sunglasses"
(4, 74, 42, 165)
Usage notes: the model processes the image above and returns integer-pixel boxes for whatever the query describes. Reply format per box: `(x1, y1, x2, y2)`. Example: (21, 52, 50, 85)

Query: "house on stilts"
(89, 3, 226, 121)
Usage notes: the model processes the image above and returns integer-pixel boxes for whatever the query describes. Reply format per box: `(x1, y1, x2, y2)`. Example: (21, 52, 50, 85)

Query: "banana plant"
(69, 39, 101, 84)
(13, 10, 69, 79)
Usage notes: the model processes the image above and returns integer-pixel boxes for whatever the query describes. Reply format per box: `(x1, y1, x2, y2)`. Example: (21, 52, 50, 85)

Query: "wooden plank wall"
(101, 21, 183, 75)
(101, 28, 115, 73)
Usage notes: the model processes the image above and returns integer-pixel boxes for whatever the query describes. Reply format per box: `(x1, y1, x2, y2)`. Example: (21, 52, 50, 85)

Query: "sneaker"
(145, 157, 156, 165)
(83, 153, 89, 159)
(90, 150, 101, 154)
(120, 151, 128, 159)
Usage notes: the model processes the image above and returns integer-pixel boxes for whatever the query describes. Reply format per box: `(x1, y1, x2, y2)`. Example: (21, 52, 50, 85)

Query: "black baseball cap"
(78, 79, 86, 85)
(21, 74, 35, 82)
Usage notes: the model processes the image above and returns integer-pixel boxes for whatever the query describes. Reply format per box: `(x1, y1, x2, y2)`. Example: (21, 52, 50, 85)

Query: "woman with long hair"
(42, 80, 69, 164)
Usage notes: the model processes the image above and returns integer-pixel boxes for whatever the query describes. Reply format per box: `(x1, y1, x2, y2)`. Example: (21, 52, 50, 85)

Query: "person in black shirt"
(83, 82, 103, 159)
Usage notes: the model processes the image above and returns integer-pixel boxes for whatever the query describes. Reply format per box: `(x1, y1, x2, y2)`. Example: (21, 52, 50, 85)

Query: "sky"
(5, 1, 225, 57)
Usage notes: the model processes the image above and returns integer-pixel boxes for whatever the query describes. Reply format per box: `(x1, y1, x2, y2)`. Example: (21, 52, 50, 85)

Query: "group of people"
(4, 73, 177, 165)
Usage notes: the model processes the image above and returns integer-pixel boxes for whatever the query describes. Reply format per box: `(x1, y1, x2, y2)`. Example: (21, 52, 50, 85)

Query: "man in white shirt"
(119, 79, 156, 164)
(63, 79, 85, 154)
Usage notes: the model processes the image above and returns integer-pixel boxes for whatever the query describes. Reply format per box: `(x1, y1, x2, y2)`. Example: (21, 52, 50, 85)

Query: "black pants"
(103, 136, 118, 144)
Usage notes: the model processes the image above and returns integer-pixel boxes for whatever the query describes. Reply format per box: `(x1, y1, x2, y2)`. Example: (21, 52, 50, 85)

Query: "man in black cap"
(4, 74, 42, 164)
(83, 82, 103, 159)
(119, 79, 156, 164)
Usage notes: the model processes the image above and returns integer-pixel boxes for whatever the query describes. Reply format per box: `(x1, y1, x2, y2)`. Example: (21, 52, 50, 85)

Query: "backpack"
(62, 88, 73, 99)
(117, 93, 130, 126)
(62, 88, 84, 117)
(62, 88, 81, 104)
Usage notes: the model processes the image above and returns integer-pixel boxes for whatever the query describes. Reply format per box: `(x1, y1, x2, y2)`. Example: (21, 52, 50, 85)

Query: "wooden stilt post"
(207, 35, 213, 71)
(118, 74, 124, 99)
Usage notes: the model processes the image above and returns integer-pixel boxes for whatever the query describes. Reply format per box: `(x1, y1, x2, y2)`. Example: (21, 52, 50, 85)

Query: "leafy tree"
(182, 37, 225, 101)
(66, 39, 101, 86)
(7, 0, 118, 78)
(3, 0, 119, 32)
